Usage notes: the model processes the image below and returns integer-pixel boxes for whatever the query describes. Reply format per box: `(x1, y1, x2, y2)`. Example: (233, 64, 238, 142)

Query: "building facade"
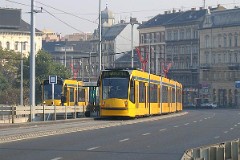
(92, 6, 139, 70)
(0, 8, 42, 57)
(165, 8, 207, 106)
(199, 8, 240, 107)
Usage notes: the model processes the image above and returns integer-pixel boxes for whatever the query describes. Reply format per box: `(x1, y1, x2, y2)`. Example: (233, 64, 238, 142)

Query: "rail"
(181, 139, 240, 160)
(0, 105, 86, 123)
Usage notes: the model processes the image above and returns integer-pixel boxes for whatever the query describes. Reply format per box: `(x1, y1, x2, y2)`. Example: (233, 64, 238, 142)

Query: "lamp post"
(20, 41, 27, 106)
(148, 39, 151, 115)
(130, 17, 138, 68)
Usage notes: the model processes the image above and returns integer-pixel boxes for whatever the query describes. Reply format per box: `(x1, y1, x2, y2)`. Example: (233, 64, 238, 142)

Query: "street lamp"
(20, 41, 28, 106)
(130, 17, 139, 68)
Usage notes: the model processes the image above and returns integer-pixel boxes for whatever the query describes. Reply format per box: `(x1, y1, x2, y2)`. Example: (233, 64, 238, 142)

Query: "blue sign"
(235, 81, 240, 88)
(49, 75, 57, 84)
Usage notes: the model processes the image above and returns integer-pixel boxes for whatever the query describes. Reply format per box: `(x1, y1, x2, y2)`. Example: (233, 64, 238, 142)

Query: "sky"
(2, 0, 240, 35)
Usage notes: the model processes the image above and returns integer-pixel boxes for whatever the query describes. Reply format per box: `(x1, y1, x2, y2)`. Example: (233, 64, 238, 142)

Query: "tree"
(25, 50, 71, 104)
(0, 48, 71, 105)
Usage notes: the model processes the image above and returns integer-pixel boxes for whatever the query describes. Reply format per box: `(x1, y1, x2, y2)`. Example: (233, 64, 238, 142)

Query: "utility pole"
(99, 0, 102, 71)
(30, 0, 36, 108)
(131, 17, 134, 68)
(148, 39, 151, 115)
(20, 42, 23, 106)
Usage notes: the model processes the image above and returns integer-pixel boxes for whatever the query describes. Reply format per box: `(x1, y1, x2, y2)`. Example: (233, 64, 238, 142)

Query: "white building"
(0, 8, 42, 57)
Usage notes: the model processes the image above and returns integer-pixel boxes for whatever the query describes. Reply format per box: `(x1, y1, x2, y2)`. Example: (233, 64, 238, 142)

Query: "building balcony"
(227, 63, 239, 70)
(200, 63, 211, 69)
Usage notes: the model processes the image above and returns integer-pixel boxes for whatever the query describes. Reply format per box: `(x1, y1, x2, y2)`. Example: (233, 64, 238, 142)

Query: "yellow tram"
(98, 69, 182, 118)
(42, 78, 88, 107)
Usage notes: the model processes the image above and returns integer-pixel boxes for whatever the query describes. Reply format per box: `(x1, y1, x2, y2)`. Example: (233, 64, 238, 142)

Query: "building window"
(229, 34, 232, 47)
(229, 53, 232, 63)
(234, 52, 238, 63)
(140, 34, 144, 44)
(167, 31, 172, 41)
(180, 29, 184, 40)
(186, 29, 191, 39)
(6, 42, 10, 50)
(218, 34, 222, 47)
(218, 54, 221, 63)
(156, 32, 160, 42)
(173, 30, 178, 40)
(193, 29, 198, 39)
(205, 52, 209, 63)
(234, 34, 238, 47)
(224, 35, 227, 47)
(205, 35, 210, 48)
(14, 42, 18, 50)
(212, 53, 216, 64)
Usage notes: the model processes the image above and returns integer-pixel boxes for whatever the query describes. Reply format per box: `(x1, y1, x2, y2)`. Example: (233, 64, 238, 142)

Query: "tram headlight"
(124, 101, 128, 107)
(102, 101, 105, 107)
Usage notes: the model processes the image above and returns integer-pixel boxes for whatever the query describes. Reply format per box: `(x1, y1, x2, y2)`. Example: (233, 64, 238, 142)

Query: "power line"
(35, 1, 97, 25)
(43, 8, 85, 33)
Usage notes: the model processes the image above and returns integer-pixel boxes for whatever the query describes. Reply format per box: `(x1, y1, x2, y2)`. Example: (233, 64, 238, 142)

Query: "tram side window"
(70, 88, 74, 102)
(129, 79, 135, 103)
(78, 88, 85, 102)
(139, 82, 145, 103)
(177, 89, 182, 103)
(150, 84, 158, 103)
(162, 86, 168, 103)
(172, 88, 175, 102)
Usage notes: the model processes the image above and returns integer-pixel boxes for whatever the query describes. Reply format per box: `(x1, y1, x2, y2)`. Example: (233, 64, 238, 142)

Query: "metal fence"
(0, 105, 86, 123)
(181, 139, 240, 160)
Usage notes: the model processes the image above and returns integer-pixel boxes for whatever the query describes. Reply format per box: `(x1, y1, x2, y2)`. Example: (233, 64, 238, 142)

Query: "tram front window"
(43, 84, 62, 100)
(102, 78, 129, 99)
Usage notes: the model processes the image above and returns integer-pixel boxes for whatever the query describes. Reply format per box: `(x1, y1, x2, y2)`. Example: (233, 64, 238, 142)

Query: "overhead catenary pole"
(30, 0, 35, 106)
(131, 17, 134, 68)
(20, 42, 23, 106)
(148, 39, 151, 115)
(99, 0, 102, 71)
(30, 0, 36, 121)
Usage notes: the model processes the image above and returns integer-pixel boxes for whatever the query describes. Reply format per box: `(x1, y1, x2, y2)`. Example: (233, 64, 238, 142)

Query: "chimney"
(199, 7, 203, 10)
(120, 20, 125, 23)
(172, 9, 176, 13)
(164, 11, 168, 14)
(191, 8, 196, 11)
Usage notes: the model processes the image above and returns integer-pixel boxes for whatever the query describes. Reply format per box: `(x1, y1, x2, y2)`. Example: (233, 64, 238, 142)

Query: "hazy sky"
(2, 0, 240, 35)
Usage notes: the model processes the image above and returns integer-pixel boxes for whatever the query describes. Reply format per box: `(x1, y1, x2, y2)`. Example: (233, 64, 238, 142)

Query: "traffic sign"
(235, 81, 240, 88)
(49, 75, 57, 84)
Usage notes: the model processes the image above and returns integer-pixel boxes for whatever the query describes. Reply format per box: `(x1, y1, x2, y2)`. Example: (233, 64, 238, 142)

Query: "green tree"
(0, 49, 71, 105)
(25, 50, 71, 104)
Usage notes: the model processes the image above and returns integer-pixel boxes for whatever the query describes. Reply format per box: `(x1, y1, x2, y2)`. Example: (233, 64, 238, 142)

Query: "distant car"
(200, 102, 217, 109)
(210, 103, 218, 109)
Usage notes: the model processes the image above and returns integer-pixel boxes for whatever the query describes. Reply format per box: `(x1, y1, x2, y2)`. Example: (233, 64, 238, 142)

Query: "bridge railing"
(0, 105, 86, 123)
(181, 139, 240, 160)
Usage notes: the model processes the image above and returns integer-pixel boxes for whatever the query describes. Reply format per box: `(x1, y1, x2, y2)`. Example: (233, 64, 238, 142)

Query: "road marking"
(238, 122, 240, 125)
(174, 125, 179, 128)
(230, 128, 234, 130)
(234, 125, 238, 127)
(224, 131, 228, 134)
(51, 157, 62, 160)
(193, 121, 197, 123)
(142, 133, 150, 136)
(184, 123, 189, 126)
(199, 120, 202, 122)
(87, 146, 100, 151)
(160, 128, 166, 131)
(214, 136, 220, 139)
(204, 118, 208, 120)
(119, 138, 129, 142)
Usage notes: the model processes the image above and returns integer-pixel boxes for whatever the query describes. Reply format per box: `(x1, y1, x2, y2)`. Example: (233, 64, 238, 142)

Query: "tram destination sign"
(102, 71, 129, 78)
